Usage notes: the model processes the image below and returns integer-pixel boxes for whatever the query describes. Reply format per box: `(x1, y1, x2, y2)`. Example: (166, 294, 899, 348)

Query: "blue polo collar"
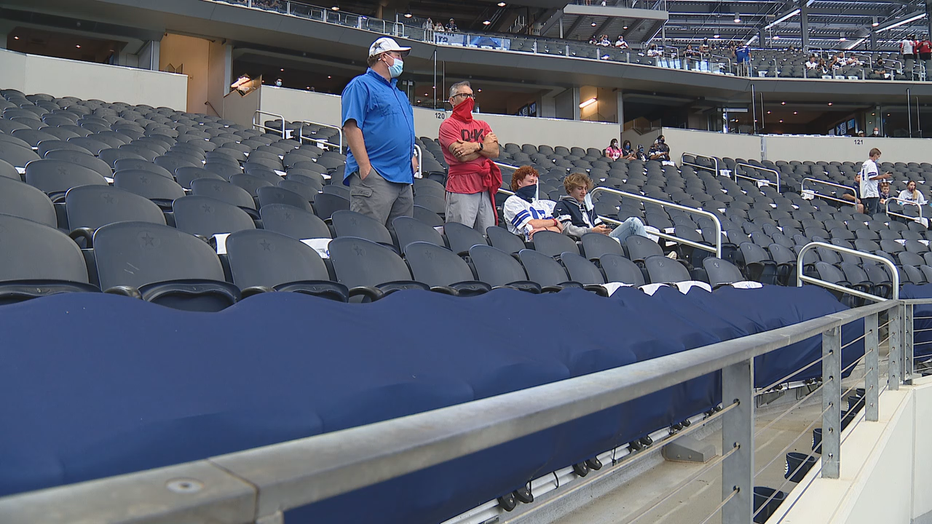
(365, 68, 397, 87)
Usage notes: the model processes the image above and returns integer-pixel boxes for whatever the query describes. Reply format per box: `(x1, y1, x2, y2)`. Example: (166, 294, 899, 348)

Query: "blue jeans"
(609, 217, 648, 244)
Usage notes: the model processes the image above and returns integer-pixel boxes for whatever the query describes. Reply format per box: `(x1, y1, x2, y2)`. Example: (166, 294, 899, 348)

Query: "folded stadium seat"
(766, 243, 799, 286)
(813, 261, 865, 306)
(0, 140, 41, 168)
(311, 192, 349, 221)
(903, 264, 927, 285)
(111, 157, 171, 178)
(329, 236, 430, 301)
(65, 185, 166, 247)
(0, 175, 59, 228)
(531, 230, 580, 258)
(229, 173, 277, 199)
(920, 265, 932, 284)
(391, 216, 445, 255)
(879, 239, 906, 254)
(898, 251, 925, 267)
(189, 178, 257, 219)
(518, 249, 593, 293)
(11, 128, 59, 148)
(37, 139, 88, 157)
(644, 255, 694, 285)
(286, 170, 325, 189)
(331, 209, 397, 251)
(276, 179, 317, 204)
(0, 213, 100, 304)
(172, 195, 256, 246)
(260, 204, 332, 241)
(256, 186, 313, 213)
(153, 154, 199, 175)
(468, 244, 540, 293)
(443, 221, 488, 256)
(223, 229, 347, 302)
(737, 242, 779, 284)
(92, 221, 239, 310)
(578, 231, 624, 261)
(43, 149, 113, 179)
(410, 205, 443, 228)
(24, 158, 108, 203)
(0, 158, 19, 181)
(485, 225, 526, 255)
(111, 170, 184, 212)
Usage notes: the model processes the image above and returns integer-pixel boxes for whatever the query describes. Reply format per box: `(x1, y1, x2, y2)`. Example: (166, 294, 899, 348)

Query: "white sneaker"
(666, 251, 677, 260)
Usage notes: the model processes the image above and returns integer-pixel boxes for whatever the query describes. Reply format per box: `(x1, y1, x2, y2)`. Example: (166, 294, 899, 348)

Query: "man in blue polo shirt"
(341, 37, 418, 228)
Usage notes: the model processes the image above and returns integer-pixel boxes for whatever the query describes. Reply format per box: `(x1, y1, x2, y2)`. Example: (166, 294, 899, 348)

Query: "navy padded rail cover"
(0, 285, 861, 523)
(902, 284, 932, 359)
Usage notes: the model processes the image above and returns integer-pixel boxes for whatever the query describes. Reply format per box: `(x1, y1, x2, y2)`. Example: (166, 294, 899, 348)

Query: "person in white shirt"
(897, 180, 928, 206)
(901, 35, 917, 77)
(805, 55, 819, 70)
(503, 166, 562, 241)
(859, 147, 892, 215)
(615, 35, 628, 49)
(647, 44, 661, 58)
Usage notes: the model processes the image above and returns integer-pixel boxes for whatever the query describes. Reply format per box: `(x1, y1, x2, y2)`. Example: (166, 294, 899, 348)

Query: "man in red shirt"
(918, 35, 932, 80)
(439, 81, 501, 232)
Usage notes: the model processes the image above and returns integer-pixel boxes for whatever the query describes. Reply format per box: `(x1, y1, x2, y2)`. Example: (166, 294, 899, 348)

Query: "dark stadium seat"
(92, 221, 240, 311)
(113, 158, 174, 179)
(518, 249, 577, 292)
(486, 225, 527, 254)
(176, 166, 226, 189)
(404, 241, 491, 296)
(0, 176, 58, 228)
(444, 221, 488, 255)
(393, 216, 445, 254)
(112, 170, 186, 210)
(172, 196, 256, 239)
(65, 185, 165, 246)
(625, 235, 665, 264)
(532, 230, 580, 258)
(259, 204, 332, 240)
(331, 210, 394, 248)
(328, 236, 429, 301)
(703, 258, 747, 288)
(581, 232, 624, 260)
(256, 186, 313, 213)
(468, 244, 540, 293)
(224, 229, 347, 302)
(24, 158, 108, 202)
(311, 191, 349, 220)
(0, 213, 99, 304)
(645, 255, 691, 284)
(738, 242, 779, 285)
(190, 178, 258, 216)
(43, 149, 113, 178)
(599, 254, 646, 286)
(560, 251, 606, 285)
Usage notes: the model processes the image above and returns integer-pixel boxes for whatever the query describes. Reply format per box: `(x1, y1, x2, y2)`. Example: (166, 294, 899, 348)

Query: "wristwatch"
(477, 142, 484, 151)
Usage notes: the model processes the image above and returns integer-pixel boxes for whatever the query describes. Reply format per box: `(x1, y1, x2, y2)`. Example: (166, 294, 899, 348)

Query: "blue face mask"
(515, 184, 538, 202)
(388, 57, 404, 78)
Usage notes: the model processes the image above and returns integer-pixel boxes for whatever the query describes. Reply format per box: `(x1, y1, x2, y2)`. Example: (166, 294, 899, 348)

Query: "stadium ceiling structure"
(334, 0, 931, 50)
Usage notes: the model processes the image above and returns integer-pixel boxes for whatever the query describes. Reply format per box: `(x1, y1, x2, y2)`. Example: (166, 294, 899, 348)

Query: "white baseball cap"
(368, 37, 411, 58)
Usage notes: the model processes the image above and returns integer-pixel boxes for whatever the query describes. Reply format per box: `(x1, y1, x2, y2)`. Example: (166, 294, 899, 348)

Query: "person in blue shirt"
(734, 45, 751, 76)
(341, 37, 418, 228)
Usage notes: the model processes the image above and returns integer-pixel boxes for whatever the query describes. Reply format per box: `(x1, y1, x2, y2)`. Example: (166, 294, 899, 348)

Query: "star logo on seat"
(57, 166, 68, 176)
(202, 204, 212, 213)
(349, 218, 357, 226)
(425, 251, 433, 260)
(212, 184, 222, 192)
(260, 239, 272, 251)
(353, 245, 364, 256)
(284, 212, 292, 220)
(139, 176, 148, 185)
(141, 232, 155, 246)
(102, 194, 114, 204)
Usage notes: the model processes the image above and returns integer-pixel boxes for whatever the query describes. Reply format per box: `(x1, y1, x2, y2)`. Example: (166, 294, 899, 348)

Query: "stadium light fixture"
(876, 13, 927, 33)
(734, 13, 741, 23)
(331, 6, 339, 11)
(872, 17, 879, 27)
(404, 13, 412, 18)
(483, 20, 491, 25)
(764, 9, 800, 30)
(839, 33, 846, 42)
(579, 97, 597, 109)
(498, 1, 506, 6)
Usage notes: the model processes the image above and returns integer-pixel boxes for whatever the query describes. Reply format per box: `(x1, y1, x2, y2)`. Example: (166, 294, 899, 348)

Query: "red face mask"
(451, 96, 474, 122)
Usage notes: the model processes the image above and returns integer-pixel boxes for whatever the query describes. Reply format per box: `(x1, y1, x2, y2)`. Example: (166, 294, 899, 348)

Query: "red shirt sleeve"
(438, 119, 461, 151)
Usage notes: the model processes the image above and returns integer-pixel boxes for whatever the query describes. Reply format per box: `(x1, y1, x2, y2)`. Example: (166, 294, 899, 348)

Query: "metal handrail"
(681, 152, 720, 176)
(800, 177, 858, 207)
(885, 196, 925, 222)
(590, 187, 722, 258)
(253, 110, 287, 139)
(297, 120, 343, 152)
(735, 162, 781, 192)
(797, 241, 900, 301)
(0, 297, 897, 523)
(413, 144, 422, 178)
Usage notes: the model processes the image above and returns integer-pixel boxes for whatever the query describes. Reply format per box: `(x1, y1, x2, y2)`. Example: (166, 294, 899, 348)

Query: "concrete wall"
(0, 47, 187, 109)
(254, 85, 621, 150)
(206, 41, 231, 118)
(773, 377, 932, 524)
(762, 135, 932, 164)
(660, 128, 763, 164)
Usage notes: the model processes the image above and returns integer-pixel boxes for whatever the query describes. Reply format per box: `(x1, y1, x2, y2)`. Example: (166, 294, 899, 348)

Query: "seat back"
(0, 176, 57, 227)
(93, 221, 227, 290)
(257, 186, 313, 213)
(581, 232, 624, 260)
(532, 230, 579, 257)
(0, 214, 89, 283)
(703, 257, 745, 287)
(65, 185, 165, 231)
(561, 251, 606, 284)
(486, 226, 526, 254)
(518, 249, 570, 286)
(329, 236, 413, 288)
(444, 221, 487, 254)
(190, 178, 256, 210)
(225, 230, 331, 288)
(393, 216, 445, 254)
(405, 241, 477, 287)
(172, 196, 256, 238)
(113, 158, 174, 179)
(645, 255, 691, 283)
(44, 149, 112, 178)
(625, 234, 663, 262)
(469, 244, 529, 286)
(260, 204, 332, 239)
(312, 192, 349, 220)
(24, 159, 108, 198)
(113, 170, 186, 202)
(599, 254, 645, 286)
(331, 210, 393, 245)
